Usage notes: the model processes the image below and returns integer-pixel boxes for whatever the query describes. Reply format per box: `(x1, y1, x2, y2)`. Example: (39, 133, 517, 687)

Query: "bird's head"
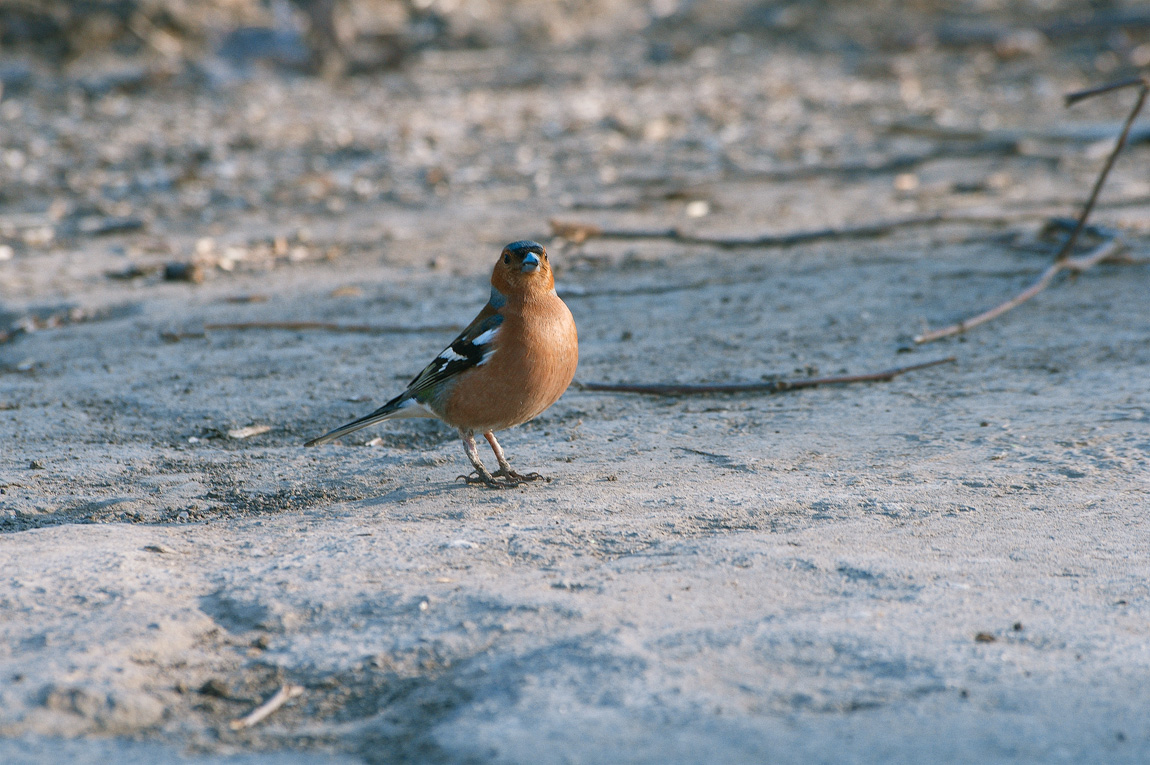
(491, 240, 554, 296)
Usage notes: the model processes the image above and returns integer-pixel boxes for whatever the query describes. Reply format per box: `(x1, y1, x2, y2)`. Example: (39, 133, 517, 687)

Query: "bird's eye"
(503, 254, 510, 264)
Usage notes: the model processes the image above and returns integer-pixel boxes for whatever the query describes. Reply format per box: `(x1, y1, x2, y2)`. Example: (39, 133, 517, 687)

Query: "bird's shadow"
(347, 477, 519, 517)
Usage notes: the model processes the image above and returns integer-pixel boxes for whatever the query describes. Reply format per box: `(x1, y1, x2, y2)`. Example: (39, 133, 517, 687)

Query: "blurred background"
(4, 1, 1150, 78)
(1, 0, 1148, 284)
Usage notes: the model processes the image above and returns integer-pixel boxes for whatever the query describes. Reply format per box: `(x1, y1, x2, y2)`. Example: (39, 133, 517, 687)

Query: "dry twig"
(914, 238, 1126, 344)
(914, 76, 1147, 345)
(551, 212, 1044, 249)
(203, 321, 458, 334)
(1065, 77, 1148, 106)
(160, 321, 460, 343)
(1051, 81, 1148, 263)
(727, 140, 1024, 182)
(229, 684, 304, 731)
(578, 357, 955, 396)
(227, 424, 272, 439)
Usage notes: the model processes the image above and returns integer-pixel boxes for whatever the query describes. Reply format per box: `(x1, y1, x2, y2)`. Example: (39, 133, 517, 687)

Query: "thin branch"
(551, 212, 1040, 249)
(887, 117, 1150, 145)
(662, 121, 1150, 194)
(229, 684, 304, 731)
(559, 278, 720, 299)
(577, 357, 955, 396)
(727, 140, 1023, 182)
(609, 121, 1150, 204)
(1042, 9, 1150, 40)
(160, 320, 462, 343)
(1052, 81, 1148, 262)
(913, 237, 1126, 344)
(1065, 75, 1148, 106)
(202, 321, 459, 334)
(915, 79, 1147, 344)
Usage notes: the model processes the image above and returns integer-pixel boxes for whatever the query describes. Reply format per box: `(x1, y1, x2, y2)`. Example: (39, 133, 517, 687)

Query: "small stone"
(1132, 42, 1150, 68)
(893, 173, 919, 192)
(78, 216, 144, 236)
(199, 678, 231, 698)
(28, 459, 45, 470)
(994, 29, 1047, 60)
(22, 226, 53, 247)
(225, 294, 268, 304)
(685, 200, 710, 218)
(164, 261, 205, 284)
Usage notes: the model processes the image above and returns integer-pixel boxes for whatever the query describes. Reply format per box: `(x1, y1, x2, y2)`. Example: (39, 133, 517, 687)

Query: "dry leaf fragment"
(549, 219, 602, 243)
(229, 684, 304, 730)
(228, 424, 272, 439)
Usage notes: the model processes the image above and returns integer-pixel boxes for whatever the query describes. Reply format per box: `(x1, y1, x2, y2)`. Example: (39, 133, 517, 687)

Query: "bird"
(305, 240, 579, 488)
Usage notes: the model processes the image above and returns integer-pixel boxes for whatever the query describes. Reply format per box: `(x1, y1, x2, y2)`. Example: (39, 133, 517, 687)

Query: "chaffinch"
(305, 240, 579, 488)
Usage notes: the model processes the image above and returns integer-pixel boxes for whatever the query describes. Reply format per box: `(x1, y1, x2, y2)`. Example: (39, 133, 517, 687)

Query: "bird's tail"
(304, 394, 425, 447)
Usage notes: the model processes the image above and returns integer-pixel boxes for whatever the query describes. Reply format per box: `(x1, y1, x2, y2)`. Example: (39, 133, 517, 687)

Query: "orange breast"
(441, 293, 578, 432)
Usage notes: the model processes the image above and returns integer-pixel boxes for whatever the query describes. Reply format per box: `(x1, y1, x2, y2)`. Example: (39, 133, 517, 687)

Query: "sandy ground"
(2, 1, 1150, 762)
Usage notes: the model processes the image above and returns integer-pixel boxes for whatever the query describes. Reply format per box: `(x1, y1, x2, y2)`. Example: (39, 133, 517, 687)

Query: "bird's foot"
(493, 467, 546, 483)
(457, 470, 530, 489)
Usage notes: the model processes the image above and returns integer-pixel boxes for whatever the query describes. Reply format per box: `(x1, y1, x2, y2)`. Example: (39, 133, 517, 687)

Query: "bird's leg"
(485, 431, 544, 482)
(457, 430, 522, 488)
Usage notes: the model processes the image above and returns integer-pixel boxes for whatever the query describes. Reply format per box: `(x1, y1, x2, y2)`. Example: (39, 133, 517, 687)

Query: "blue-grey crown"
(504, 240, 545, 255)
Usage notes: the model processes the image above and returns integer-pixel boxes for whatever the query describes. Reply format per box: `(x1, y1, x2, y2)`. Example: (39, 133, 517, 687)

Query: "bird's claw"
(493, 468, 545, 483)
(456, 470, 529, 489)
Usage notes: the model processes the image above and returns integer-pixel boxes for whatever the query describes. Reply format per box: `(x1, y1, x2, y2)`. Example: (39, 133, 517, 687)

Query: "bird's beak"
(520, 252, 541, 273)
